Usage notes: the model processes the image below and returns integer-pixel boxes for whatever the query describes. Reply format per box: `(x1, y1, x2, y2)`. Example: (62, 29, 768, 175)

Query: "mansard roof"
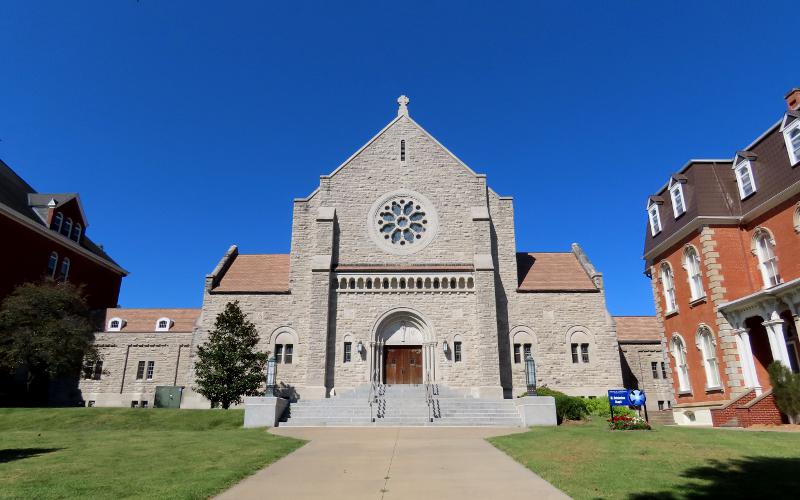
(101, 308, 200, 333)
(516, 252, 598, 292)
(614, 316, 662, 343)
(211, 253, 290, 293)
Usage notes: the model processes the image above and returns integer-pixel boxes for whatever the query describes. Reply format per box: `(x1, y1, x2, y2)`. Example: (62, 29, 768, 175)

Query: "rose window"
(378, 198, 427, 246)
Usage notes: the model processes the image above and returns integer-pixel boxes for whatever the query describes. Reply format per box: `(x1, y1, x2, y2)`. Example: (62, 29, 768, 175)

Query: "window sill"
(665, 309, 679, 318)
(689, 296, 707, 308)
(677, 390, 693, 396)
(705, 386, 724, 394)
(740, 191, 756, 201)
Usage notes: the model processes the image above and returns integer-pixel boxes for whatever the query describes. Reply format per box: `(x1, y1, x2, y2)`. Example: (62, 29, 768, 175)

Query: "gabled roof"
(516, 252, 598, 292)
(212, 254, 290, 293)
(102, 308, 200, 333)
(297, 98, 509, 202)
(0, 159, 125, 274)
(615, 316, 662, 343)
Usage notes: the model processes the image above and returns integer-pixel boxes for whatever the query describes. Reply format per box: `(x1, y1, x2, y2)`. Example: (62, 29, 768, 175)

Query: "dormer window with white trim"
(108, 317, 124, 331)
(72, 223, 82, 243)
(52, 212, 63, 232)
(647, 202, 662, 236)
(734, 159, 756, 199)
(669, 179, 686, 218)
(155, 318, 172, 331)
(781, 114, 800, 166)
(62, 217, 73, 237)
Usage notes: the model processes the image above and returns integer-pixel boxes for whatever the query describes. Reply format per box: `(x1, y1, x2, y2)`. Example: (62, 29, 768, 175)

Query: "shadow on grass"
(628, 456, 800, 499)
(0, 448, 61, 463)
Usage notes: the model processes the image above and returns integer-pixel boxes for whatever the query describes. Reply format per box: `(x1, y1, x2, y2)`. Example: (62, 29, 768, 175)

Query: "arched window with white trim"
(52, 212, 63, 232)
(47, 252, 58, 278)
(683, 246, 704, 301)
(108, 317, 124, 331)
(59, 257, 70, 282)
(660, 262, 677, 314)
(72, 223, 82, 243)
(696, 326, 721, 389)
(155, 318, 171, 331)
(62, 217, 73, 237)
(671, 335, 691, 393)
(753, 229, 780, 288)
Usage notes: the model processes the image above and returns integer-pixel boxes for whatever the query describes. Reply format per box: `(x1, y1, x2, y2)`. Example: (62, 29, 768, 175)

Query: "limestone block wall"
(78, 331, 192, 407)
(619, 342, 675, 412)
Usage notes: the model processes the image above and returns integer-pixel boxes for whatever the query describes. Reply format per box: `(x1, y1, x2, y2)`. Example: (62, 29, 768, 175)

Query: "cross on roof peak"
(397, 95, 410, 117)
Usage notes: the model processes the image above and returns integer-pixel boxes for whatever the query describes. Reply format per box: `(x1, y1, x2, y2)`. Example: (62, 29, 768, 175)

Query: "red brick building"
(0, 159, 126, 309)
(644, 88, 800, 426)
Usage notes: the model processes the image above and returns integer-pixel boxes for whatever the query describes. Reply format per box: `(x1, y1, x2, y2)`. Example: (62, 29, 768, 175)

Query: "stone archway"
(369, 308, 436, 385)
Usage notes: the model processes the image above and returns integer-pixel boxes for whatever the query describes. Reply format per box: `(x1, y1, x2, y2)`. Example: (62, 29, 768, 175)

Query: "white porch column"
(763, 319, 792, 369)
(733, 328, 760, 394)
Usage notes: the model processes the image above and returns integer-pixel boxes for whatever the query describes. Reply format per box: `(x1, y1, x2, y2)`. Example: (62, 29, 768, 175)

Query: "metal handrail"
(424, 369, 433, 422)
(368, 370, 378, 422)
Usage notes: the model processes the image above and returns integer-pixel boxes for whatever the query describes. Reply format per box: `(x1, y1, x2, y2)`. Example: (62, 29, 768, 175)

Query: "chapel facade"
(80, 97, 627, 408)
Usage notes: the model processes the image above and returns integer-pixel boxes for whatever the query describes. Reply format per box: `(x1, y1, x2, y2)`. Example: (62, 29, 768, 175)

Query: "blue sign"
(608, 389, 630, 406)
(608, 389, 647, 407)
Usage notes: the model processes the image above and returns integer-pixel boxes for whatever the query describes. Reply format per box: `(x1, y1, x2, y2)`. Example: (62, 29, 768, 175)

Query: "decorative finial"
(397, 95, 410, 117)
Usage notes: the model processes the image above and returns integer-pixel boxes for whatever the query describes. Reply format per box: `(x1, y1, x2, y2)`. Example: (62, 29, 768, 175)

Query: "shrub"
(768, 362, 800, 423)
(585, 396, 636, 418)
(536, 386, 588, 423)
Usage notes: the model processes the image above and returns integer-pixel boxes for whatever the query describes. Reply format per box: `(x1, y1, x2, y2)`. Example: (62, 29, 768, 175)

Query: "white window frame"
(671, 335, 691, 393)
(696, 327, 721, 390)
(63, 217, 73, 238)
(72, 223, 82, 243)
(669, 180, 686, 218)
(683, 246, 705, 301)
(733, 159, 756, 199)
(53, 212, 63, 232)
(754, 230, 781, 288)
(782, 119, 800, 166)
(60, 257, 70, 282)
(47, 251, 59, 278)
(108, 317, 125, 331)
(660, 263, 677, 314)
(155, 317, 172, 331)
(647, 202, 662, 236)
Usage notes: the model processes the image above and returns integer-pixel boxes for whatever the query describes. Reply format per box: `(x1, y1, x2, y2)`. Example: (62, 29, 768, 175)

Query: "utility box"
(154, 386, 183, 409)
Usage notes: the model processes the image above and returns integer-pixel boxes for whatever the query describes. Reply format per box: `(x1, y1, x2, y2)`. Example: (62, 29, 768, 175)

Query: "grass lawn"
(490, 419, 800, 500)
(0, 408, 305, 499)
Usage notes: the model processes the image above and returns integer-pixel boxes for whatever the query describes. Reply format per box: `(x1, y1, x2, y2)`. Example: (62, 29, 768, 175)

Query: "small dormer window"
(784, 123, 800, 166)
(62, 217, 73, 237)
(669, 179, 686, 218)
(648, 202, 662, 236)
(108, 317, 124, 331)
(72, 223, 82, 243)
(734, 159, 756, 199)
(52, 212, 63, 232)
(155, 318, 171, 331)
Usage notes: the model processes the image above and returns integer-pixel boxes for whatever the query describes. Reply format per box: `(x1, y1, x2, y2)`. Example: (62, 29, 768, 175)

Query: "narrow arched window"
(47, 252, 58, 278)
(62, 217, 73, 237)
(683, 247, 704, 301)
(697, 327, 721, 389)
(72, 223, 82, 243)
(400, 140, 406, 162)
(671, 336, 690, 392)
(754, 232, 780, 287)
(52, 212, 63, 232)
(660, 263, 677, 313)
(60, 257, 71, 282)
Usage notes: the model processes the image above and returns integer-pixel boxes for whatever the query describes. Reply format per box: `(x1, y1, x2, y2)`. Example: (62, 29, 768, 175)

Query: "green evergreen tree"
(194, 301, 268, 409)
(768, 361, 800, 424)
(0, 280, 98, 395)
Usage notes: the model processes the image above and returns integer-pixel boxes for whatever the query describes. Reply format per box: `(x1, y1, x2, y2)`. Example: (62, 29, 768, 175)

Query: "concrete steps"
(647, 410, 675, 425)
(280, 384, 523, 427)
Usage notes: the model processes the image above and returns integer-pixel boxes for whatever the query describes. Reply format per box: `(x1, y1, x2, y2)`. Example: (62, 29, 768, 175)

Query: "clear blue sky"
(1, 1, 796, 315)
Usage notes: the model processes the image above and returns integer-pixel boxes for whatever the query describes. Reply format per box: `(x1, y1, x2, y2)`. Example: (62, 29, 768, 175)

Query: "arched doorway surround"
(369, 308, 436, 384)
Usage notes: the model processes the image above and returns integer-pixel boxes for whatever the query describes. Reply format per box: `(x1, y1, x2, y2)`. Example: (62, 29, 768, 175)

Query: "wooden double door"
(384, 346, 423, 384)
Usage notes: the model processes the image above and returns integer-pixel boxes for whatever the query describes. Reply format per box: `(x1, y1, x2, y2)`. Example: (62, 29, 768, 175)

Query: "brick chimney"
(786, 88, 800, 111)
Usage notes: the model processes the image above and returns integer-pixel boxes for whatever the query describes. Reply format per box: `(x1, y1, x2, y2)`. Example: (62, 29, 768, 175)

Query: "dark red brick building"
(643, 88, 800, 427)
(0, 159, 126, 308)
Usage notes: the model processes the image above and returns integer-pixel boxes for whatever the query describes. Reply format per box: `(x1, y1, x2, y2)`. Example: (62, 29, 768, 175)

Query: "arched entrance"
(370, 309, 436, 385)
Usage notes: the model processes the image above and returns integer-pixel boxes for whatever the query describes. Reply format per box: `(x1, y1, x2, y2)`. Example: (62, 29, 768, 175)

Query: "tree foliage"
(768, 361, 800, 423)
(0, 280, 97, 392)
(194, 301, 268, 409)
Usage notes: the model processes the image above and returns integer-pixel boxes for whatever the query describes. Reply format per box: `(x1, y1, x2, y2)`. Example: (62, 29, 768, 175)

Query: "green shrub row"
(526, 388, 638, 423)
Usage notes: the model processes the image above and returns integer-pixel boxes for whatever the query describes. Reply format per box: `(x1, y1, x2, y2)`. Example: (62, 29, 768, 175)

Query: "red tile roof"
(516, 252, 597, 291)
(102, 308, 200, 333)
(615, 316, 663, 342)
(213, 254, 290, 293)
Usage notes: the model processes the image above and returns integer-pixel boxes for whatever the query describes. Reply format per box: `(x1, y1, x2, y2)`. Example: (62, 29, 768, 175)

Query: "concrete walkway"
(216, 427, 569, 500)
